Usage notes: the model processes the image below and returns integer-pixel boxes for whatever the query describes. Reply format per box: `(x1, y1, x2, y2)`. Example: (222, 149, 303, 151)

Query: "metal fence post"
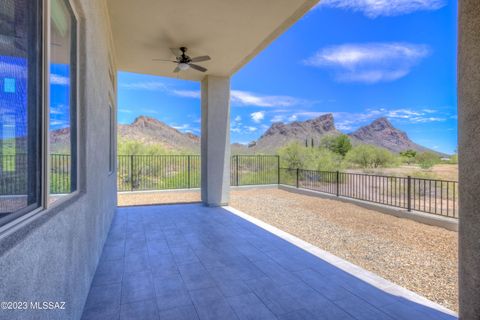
(277, 155, 280, 185)
(296, 168, 299, 188)
(130, 155, 134, 191)
(336, 171, 340, 197)
(236, 155, 239, 186)
(407, 175, 412, 212)
(187, 155, 191, 189)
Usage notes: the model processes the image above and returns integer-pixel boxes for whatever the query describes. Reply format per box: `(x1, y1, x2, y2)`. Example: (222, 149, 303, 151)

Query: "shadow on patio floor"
(81, 204, 457, 320)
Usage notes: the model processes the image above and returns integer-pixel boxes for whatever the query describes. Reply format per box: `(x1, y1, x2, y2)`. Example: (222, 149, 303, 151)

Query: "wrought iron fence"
(117, 154, 280, 192)
(279, 168, 458, 218)
(0, 154, 459, 218)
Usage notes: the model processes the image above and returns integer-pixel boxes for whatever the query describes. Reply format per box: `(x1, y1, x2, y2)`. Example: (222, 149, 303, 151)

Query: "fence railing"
(279, 168, 458, 219)
(0, 154, 459, 218)
(117, 154, 280, 191)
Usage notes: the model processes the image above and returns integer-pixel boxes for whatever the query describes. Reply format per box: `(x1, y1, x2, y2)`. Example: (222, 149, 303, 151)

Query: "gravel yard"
(118, 187, 458, 311)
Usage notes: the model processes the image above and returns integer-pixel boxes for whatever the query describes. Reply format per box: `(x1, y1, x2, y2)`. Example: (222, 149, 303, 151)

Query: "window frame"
(0, 0, 81, 234)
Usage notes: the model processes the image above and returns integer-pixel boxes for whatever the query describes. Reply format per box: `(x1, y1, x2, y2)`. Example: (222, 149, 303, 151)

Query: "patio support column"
(200, 76, 230, 206)
(458, 0, 480, 319)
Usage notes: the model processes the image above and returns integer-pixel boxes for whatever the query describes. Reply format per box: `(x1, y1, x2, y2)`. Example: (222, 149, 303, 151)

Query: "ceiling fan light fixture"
(178, 63, 190, 71)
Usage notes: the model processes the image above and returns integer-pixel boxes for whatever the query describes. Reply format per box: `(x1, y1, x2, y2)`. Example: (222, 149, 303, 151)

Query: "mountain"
(250, 113, 340, 153)
(41, 114, 440, 155)
(118, 116, 200, 152)
(348, 117, 435, 153)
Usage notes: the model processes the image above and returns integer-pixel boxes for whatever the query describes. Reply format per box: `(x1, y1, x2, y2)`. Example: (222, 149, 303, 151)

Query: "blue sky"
(118, 0, 458, 154)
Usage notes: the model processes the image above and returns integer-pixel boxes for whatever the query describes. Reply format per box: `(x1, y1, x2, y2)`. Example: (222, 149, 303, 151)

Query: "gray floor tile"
(214, 278, 252, 297)
(120, 299, 159, 320)
(334, 294, 394, 320)
(100, 244, 125, 262)
(124, 251, 150, 274)
(245, 277, 304, 315)
(121, 271, 155, 304)
(170, 246, 201, 265)
(253, 259, 299, 286)
(82, 205, 456, 320)
(194, 300, 239, 320)
(154, 275, 193, 310)
(381, 301, 439, 320)
(277, 309, 315, 320)
(178, 263, 216, 290)
(227, 293, 277, 320)
(91, 259, 124, 286)
(83, 284, 121, 320)
(158, 305, 199, 320)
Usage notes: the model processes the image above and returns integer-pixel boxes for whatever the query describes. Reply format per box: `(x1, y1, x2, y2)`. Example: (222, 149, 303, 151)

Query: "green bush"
(118, 139, 172, 155)
(345, 145, 396, 168)
(399, 149, 417, 165)
(415, 152, 440, 169)
(320, 134, 352, 157)
(278, 142, 307, 169)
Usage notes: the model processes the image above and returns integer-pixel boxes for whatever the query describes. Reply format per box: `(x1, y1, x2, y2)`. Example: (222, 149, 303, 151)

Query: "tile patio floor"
(81, 204, 457, 320)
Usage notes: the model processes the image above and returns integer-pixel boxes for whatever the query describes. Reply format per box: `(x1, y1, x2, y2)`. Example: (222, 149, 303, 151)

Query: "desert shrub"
(345, 145, 396, 168)
(305, 148, 344, 172)
(277, 142, 344, 171)
(448, 154, 458, 164)
(320, 134, 352, 157)
(415, 152, 440, 169)
(117, 139, 171, 155)
(278, 142, 307, 169)
(399, 149, 417, 165)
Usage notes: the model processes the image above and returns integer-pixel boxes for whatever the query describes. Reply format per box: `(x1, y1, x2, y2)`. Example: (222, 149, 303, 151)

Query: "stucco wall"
(0, 1, 117, 319)
(458, 0, 480, 318)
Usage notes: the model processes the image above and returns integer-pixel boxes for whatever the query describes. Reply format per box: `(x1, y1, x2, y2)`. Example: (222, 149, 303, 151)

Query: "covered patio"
(81, 204, 456, 320)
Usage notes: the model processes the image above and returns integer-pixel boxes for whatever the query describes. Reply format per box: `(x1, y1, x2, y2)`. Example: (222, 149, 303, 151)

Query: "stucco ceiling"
(107, 0, 319, 81)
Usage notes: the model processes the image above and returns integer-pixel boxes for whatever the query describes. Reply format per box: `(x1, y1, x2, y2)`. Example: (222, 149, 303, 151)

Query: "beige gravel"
(118, 188, 458, 311)
(118, 191, 200, 206)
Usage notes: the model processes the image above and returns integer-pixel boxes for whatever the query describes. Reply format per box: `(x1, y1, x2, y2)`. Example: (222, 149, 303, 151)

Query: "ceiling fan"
(153, 47, 211, 73)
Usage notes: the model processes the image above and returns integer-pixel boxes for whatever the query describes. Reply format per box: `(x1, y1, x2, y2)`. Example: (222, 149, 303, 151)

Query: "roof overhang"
(106, 0, 319, 81)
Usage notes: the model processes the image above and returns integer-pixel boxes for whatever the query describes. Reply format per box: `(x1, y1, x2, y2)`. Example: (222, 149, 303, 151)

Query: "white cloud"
(250, 111, 265, 123)
(247, 126, 258, 132)
(50, 73, 69, 85)
(304, 42, 430, 83)
(231, 90, 300, 107)
(288, 114, 298, 122)
(317, 0, 445, 18)
(172, 90, 201, 98)
(271, 115, 285, 123)
(331, 108, 449, 131)
(120, 81, 166, 91)
(234, 115, 242, 122)
(160, 88, 307, 108)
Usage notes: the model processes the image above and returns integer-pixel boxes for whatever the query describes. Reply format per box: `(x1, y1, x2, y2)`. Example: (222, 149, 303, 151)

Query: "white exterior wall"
(201, 76, 231, 206)
(0, 1, 117, 319)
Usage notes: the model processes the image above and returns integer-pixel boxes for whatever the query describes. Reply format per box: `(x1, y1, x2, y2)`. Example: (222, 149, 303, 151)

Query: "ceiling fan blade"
(152, 59, 176, 62)
(190, 55, 211, 63)
(170, 48, 182, 56)
(173, 66, 181, 73)
(189, 63, 207, 72)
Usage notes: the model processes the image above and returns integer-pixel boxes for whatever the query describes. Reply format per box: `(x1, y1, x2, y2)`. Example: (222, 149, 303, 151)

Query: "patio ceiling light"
(178, 62, 190, 71)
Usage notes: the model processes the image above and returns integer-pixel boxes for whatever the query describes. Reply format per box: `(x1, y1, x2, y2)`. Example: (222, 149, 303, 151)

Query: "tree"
(321, 134, 352, 157)
(278, 142, 306, 169)
(415, 152, 440, 169)
(345, 145, 395, 168)
(399, 149, 417, 165)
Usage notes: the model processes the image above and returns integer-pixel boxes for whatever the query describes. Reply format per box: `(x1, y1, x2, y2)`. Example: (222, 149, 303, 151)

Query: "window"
(0, 0, 43, 225)
(0, 0, 78, 228)
(49, 0, 77, 202)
